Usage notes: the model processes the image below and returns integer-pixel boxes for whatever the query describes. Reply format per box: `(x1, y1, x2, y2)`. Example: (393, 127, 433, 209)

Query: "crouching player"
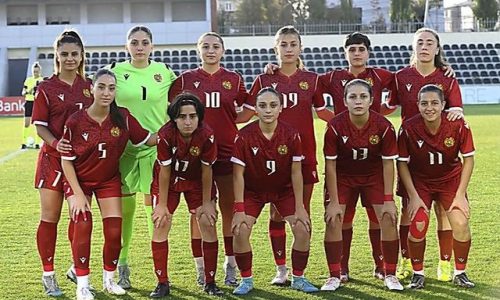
(398, 84, 475, 289)
(230, 87, 317, 295)
(61, 69, 157, 300)
(149, 93, 224, 297)
(322, 79, 403, 291)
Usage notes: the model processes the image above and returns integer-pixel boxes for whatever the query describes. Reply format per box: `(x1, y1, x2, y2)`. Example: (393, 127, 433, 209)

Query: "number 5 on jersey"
(98, 142, 107, 159)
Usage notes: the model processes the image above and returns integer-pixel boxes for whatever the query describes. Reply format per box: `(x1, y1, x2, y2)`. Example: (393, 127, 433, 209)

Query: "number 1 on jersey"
(141, 86, 147, 101)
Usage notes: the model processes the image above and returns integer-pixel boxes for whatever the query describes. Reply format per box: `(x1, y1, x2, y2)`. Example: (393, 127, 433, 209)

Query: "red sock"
(340, 228, 353, 274)
(68, 219, 75, 243)
(37, 220, 58, 272)
(382, 240, 399, 275)
(103, 217, 122, 271)
(369, 229, 384, 270)
(191, 238, 202, 258)
(291, 249, 309, 276)
(438, 230, 453, 261)
(235, 251, 252, 278)
(223, 236, 234, 256)
(269, 220, 286, 266)
(152, 240, 169, 283)
(324, 241, 342, 278)
(72, 212, 93, 276)
(203, 241, 218, 284)
(453, 239, 471, 271)
(408, 239, 426, 272)
(399, 225, 410, 259)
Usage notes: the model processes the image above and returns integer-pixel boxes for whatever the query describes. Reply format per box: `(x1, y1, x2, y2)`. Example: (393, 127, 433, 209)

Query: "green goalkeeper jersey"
(110, 60, 176, 157)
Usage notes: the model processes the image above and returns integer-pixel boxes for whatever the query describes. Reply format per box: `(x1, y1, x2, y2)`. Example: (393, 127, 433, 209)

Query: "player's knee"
(292, 222, 309, 241)
(409, 208, 429, 240)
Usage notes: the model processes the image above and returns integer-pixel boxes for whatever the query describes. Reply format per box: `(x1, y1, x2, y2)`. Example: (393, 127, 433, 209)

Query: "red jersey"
(388, 66, 462, 121)
(32, 75, 93, 157)
(324, 111, 398, 177)
(168, 67, 249, 161)
(320, 67, 393, 114)
(398, 114, 475, 183)
(250, 70, 325, 165)
(61, 108, 150, 185)
(231, 120, 303, 193)
(157, 121, 217, 182)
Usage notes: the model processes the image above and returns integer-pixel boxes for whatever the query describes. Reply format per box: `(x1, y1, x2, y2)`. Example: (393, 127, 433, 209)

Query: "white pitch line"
(0, 149, 26, 165)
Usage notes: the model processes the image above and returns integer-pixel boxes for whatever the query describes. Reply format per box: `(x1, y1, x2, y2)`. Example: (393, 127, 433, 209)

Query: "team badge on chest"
(369, 134, 380, 145)
(83, 89, 91, 98)
(222, 81, 232, 90)
(299, 81, 309, 90)
(365, 78, 374, 86)
(277, 145, 288, 155)
(154, 74, 163, 83)
(190, 146, 201, 156)
(444, 137, 455, 147)
(110, 127, 121, 137)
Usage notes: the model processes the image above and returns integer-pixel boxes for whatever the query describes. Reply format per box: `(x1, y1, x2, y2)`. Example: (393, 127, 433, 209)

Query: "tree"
(234, 0, 266, 25)
(390, 0, 413, 22)
(473, 0, 499, 29)
(307, 0, 327, 22)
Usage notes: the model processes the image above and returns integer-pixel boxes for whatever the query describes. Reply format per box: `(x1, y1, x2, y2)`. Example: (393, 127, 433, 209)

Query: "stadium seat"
(118, 52, 126, 58)
(374, 46, 381, 52)
(384, 52, 392, 58)
(190, 56, 198, 63)
(465, 78, 473, 84)
(252, 62, 260, 69)
(400, 45, 408, 51)
(181, 57, 188, 63)
(489, 70, 497, 77)
(469, 64, 476, 70)
(314, 54, 322, 60)
(153, 57, 161, 62)
(463, 50, 471, 56)
(91, 52, 99, 58)
(472, 50, 480, 56)
(100, 58, 108, 65)
(445, 50, 454, 57)
(393, 52, 402, 58)
(259, 48, 267, 54)
(471, 71, 479, 78)
(38, 53, 46, 59)
(260, 55, 269, 61)
(233, 49, 241, 55)
(457, 78, 464, 85)
(473, 78, 482, 84)
(306, 61, 314, 68)
(181, 50, 188, 56)
(109, 52, 117, 58)
(172, 57, 179, 63)
(339, 47, 344, 52)
(189, 63, 197, 69)
(402, 52, 410, 58)
(189, 50, 197, 56)
(389, 66, 397, 72)
(466, 57, 473, 63)
(225, 62, 234, 69)
(244, 69, 252, 75)
(333, 61, 341, 67)
(315, 61, 324, 67)
(251, 49, 258, 54)
(376, 53, 383, 58)
(251, 55, 260, 61)
(443, 44, 450, 50)
(493, 78, 500, 84)
(480, 71, 488, 77)
(253, 69, 261, 75)
(460, 44, 467, 50)
(483, 78, 492, 84)
(468, 44, 476, 49)
(451, 44, 459, 50)
(325, 61, 333, 67)
(172, 50, 179, 56)
(448, 57, 456, 63)
(317, 67, 325, 73)
(154, 50, 162, 57)
(90, 65, 98, 72)
(312, 47, 320, 53)
(395, 58, 404, 65)
(332, 53, 340, 60)
(235, 62, 243, 69)
(457, 57, 465, 63)
(234, 56, 243, 61)
(242, 49, 250, 55)
(163, 57, 170, 63)
(390, 45, 398, 51)
(493, 57, 499, 63)
(329, 47, 338, 53)
(474, 57, 482, 63)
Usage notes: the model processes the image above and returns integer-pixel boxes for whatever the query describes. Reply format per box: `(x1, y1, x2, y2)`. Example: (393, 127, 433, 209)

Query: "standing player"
(168, 32, 251, 286)
(398, 84, 475, 289)
(61, 69, 156, 300)
(21, 62, 44, 149)
(322, 79, 403, 291)
(149, 93, 223, 297)
(108, 25, 177, 289)
(249, 26, 334, 284)
(320, 32, 393, 282)
(384, 27, 464, 281)
(31, 29, 93, 297)
(231, 87, 317, 295)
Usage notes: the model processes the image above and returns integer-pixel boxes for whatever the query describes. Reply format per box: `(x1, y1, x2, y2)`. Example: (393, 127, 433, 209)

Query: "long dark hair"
(53, 29, 86, 77)
(93, 69, 126, 129)
(167, 92, 205, 124)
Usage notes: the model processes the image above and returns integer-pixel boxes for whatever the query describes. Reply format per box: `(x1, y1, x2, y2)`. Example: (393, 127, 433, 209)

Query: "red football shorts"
(243, 189, 295, 219)
(413, 176, 464, 210)
(63, 175, 122, 199)
(213, 160, 233, 177)
(34, 151, 63, 192)
(152, 179, 217, 214)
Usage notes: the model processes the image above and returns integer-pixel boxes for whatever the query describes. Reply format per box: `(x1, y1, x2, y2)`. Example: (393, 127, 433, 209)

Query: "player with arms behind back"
(398, 84, 475, 290)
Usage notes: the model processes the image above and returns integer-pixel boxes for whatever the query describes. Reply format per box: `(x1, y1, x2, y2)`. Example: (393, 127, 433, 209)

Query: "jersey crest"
(369, 134, 380, 145)
(444, 137, 455, 147)
(189, 146, 200, 156)
(222, 80, 232, 90)
(110, 127, 121, 137)
(299, 81, 309, 90)
(154, 73, 163, 83)
(277, 144, 288, 155)
(83, 89, 91, 98)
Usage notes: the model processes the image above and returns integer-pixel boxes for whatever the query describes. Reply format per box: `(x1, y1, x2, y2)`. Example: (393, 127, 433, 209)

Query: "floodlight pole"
(423, 0, 430, 27)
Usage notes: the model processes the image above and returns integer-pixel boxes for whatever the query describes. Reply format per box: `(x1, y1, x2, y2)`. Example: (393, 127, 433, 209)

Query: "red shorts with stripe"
(243, 189, 295, 219)
(323, 173, 385, 207)
(213, 160, 232, 177)
(152, 179, 217, 214)
(302, 163, 319, 184)
(413, 176, 464, 210)
(63, 175, 122, 199)
(34, 151, 63, 192)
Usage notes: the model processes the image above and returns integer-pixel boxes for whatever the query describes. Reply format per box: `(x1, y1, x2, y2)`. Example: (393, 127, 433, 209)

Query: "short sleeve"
(127, 113, 151, 147)
(31, 86, 50, 126)
(381, 122, 398, 160)
(445, 79, 463, 110)
(230, 135, 246, 167)
(247, 76, 263, 108)
(168, 76, 183, 103)
(157, 129, 173, 166)
(312, 74, 327, 111)
(459, 121, 475, 157)
(323, 123, 338, 160)
(201, 133, 217, 165)
(290, 132, 303, 162)
(397, 126, 410, 161)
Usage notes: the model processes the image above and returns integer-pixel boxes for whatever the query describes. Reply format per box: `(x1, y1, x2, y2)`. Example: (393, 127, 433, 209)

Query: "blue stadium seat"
(489, 70, 497, 77)
(306, 61, 314, 68)
(163, 57, 170, 64)
(90, 65, 98, 72)
(473, 78, 482, 84)
(483, 78, 492, 84)
(447, 57, 456, 63)
(445, 51, 454, 57)
(110, 52, 117, 58)
(457, 78, 464, 85)
(404, 58, 410, 64)
(251, 55, 259, 61)
(493, 78, 500, 84)
(315, 61, 324, 67)
(465, 78, 473, 84)
(172, 50, 179, 56)
(171, 64, 179, 70)
(451, 44, 459, 50)
(180, 50, 188, 56)
(259, 48, 267, 54)
(495, 43, 500, 49)
(86, 52, 91, 58)
(322, 53, 331, 60)
(477, 63, 485, 69)
(459, 64, 467, 70)
(244, 62, 252, 69)
(91, 52, 99, 58)
(253, 69, 261, 75)
(190, 57, 197, 63)
(393, 52, 401, 58)
(332, 53, 340, 60)
(225, 62, 234, 69)
(189, 50, 197, 56)
(466, 57, 473, 63)
(375, 53, 383, 58)
(377, 59, 385, 65)
(384, 52, 392, 58)
(395, 58, 404, 65)
(460, 44, 467, 50)
(91, 58, 98, 65)
(172, 57, 179, 63)
(305, 54, 313, 60)
(252, 62, 260, 69)
(477, 44, 485, 49)
(474, 57, 482, 63)
(457, 57, 465, 63)
(234, 56, 242, 62)
(244, 69, 252, 75)
(389, 66, 397, 72)
(153, 57, 162, 63)
(368, 59, 376, 65)
(493, 57, 500, 63)
(471, 71, 479, 77)
(387, 59, 394, 65)
(250, 49, 258, 54)
(225, 56, 233, 62)
(260, 55, 269, 61)
(312, 47, 320, 53)
(463, 50, 471, 56)
(489, 49, 497, 55)
(245, 76, 253, 82)
(190, 64, 197, 69)
(325, 61, 333, 67)
(118, 58, 126, 62)
(454, 50, 462, 56)
(400, 45, 408, 51)
(339, 47, 344, 52)
(242, 49, 250, 55)
(100, 58, 108, 65)
(390, 45, 398, 51)
(119, 51, 126, 57)
(469, 64, 476, 70)
(226, 49, 233, 55)
(486, 63, 494, 69)
(163, 50, 170, 57)
(471, 50, 480, 56)
(329, 47, 338, 53)
(342, 60, 348, 67)
(468, 44, 476, 49)
(402, 52, 410, 58)
(233, 49, 241, 55)
(314, 54, 322, 60)
(333, 61, 341, 67)
(181, 57, 188, 63)
(443, 44, 450, 50)
(480, 71, 488, 77)
(374, 46, 381, 52)
(484, 43, 492, 49)
(38, 53, 46, 59)
(484, 57, 492, 63)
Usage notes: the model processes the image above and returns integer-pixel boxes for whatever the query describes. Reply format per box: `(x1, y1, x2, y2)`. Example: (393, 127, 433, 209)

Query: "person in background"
(21, 61, 44, 149)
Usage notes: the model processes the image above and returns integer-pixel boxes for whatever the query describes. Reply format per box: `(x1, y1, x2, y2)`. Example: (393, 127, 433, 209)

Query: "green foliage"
(390, 0, 413, 22)
(473, 0, 499, 28)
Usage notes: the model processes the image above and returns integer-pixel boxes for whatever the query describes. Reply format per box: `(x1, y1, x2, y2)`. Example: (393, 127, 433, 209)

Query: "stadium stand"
(37, 42, 498, 88)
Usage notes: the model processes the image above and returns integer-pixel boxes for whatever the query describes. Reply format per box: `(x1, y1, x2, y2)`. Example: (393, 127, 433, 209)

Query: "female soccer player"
(168, 32, 251, 286)
(61, 69, 156, 300)
(398, 84, 475, 289)
(249, 26, 334, 284)
(109, 25, 177, 289)
(322, 79, 403, 291)
(31, 29, 93, 297)
(384, 28, 464, 281)
(148, 93, 223, 297)
(231, 87, 317, 295)
(21, 61, 44, 149)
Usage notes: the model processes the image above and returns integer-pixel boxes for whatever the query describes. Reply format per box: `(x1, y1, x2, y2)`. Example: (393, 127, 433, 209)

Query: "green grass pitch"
(0, 104, 499, 299)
